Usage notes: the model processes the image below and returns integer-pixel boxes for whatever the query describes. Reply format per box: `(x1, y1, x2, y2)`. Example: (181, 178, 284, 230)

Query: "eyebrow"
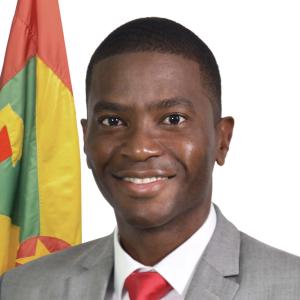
(94, 101, 130, 113)
(93, 97, 195, 113)
(148, 97, 195, 111)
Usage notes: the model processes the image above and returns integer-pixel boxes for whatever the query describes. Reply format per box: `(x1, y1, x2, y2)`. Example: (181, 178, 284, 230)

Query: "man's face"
(82, 52, 233, 230)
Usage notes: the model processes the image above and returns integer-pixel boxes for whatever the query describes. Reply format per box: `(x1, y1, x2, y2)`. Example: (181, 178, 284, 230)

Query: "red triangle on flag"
(0, 126, 12, 163)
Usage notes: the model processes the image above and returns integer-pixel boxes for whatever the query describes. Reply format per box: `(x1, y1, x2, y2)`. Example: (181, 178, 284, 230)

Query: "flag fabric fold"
(0, 0, 81, 275)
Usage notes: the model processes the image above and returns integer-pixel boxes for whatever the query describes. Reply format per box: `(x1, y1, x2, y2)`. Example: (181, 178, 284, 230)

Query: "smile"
(113, 172, 174, 197)
(122, 176, 168, 184)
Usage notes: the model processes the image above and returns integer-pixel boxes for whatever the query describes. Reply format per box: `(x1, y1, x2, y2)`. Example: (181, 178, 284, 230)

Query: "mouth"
(122, 176, 168, 184)
(112, 171, 175, 197)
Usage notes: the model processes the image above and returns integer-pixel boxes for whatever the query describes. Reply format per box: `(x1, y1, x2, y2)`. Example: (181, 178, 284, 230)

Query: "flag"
(0, 0, 81, 275)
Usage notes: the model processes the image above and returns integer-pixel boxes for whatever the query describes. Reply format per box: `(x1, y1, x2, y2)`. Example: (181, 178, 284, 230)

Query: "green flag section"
(0, 0, 81, 275)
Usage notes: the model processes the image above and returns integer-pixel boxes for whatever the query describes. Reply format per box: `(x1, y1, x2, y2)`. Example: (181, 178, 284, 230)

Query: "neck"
(117, 200, 211, 266)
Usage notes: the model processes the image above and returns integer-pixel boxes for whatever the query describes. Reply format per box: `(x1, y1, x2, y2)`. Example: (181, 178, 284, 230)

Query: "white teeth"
(122, 177, 167, 184)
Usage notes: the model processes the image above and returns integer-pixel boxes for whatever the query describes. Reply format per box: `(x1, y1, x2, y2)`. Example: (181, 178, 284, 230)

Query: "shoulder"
(239, 232, 300, 292)
(240, 232, 300, 271)
(1, 234, 113, 287)
(214, 205, 300, 278)
(212, 206, 300, 297)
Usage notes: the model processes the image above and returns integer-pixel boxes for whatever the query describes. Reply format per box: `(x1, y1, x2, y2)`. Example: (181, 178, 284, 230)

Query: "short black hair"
(86, 17, 221, 120)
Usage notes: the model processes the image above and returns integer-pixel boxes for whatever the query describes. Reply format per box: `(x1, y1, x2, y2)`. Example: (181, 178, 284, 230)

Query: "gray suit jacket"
(1, 206, 300, 300)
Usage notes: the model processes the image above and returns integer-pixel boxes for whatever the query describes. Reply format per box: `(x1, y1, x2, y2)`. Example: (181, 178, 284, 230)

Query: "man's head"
(82, 17, 233, 236)
(86, 17, 221, 122)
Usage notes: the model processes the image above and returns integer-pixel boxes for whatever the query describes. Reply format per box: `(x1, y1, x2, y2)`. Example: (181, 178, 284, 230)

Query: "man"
(1, 17, 300, 300)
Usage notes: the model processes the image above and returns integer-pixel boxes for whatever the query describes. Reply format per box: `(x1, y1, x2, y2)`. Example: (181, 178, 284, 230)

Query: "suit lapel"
(62, 260, 113, 300)
(55, 235, 114, 300)
(185, 260, 239, 300)
(186, 205, 240, 300)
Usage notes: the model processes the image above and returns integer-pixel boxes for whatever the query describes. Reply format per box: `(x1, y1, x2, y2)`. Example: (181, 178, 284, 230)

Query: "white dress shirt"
(108, 205, 217, 300)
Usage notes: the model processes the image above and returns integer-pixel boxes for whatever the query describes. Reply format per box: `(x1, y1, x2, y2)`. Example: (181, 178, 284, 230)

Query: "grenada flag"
(0, 0, 81, 275)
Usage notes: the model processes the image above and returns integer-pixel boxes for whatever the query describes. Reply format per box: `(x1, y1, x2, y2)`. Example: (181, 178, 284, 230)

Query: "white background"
(1, 0, 300, 255)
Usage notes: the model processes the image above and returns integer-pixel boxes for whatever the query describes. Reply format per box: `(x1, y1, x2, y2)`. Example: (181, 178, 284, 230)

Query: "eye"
(162, 114, 187, 125)
(100, 116, 125, 127)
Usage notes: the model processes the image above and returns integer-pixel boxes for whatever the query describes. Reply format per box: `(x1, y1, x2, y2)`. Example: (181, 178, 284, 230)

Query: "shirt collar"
(113, 204, 217, 298)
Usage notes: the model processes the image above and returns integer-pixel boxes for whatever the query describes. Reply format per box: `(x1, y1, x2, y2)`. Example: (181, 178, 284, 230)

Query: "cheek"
(166, 134, 210, 174)
(181, 141, 198, 165)
(85, 135, 121, 203)
(85, 133, 116, 171)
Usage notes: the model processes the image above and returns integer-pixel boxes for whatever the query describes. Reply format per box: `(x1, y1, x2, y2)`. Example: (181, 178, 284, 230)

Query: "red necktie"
(124, 271, 172, 300)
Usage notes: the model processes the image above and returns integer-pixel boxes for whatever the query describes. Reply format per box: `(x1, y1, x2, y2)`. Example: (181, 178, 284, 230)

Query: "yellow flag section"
(0, 215, 20, 272)
(36, 57, 81, 245)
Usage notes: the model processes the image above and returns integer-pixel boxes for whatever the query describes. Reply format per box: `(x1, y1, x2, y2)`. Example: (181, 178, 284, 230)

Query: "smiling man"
(1, 17, 300, 300)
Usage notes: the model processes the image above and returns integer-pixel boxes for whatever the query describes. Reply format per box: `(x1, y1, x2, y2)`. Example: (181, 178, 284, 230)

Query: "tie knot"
(124, 271, 172, 300)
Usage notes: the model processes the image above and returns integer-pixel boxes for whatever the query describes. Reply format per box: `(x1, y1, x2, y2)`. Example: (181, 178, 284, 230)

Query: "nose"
(120, 126, 163, 161)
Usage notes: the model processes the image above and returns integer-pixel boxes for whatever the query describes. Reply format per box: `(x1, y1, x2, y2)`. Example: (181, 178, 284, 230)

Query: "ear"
(80, 119, 91, 169)
(215, 117, 234, 166)
(80, 119, 87, 139)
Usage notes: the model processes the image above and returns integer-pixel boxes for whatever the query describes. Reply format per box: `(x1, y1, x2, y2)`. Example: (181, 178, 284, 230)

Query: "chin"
(118, 208, 176, 230)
